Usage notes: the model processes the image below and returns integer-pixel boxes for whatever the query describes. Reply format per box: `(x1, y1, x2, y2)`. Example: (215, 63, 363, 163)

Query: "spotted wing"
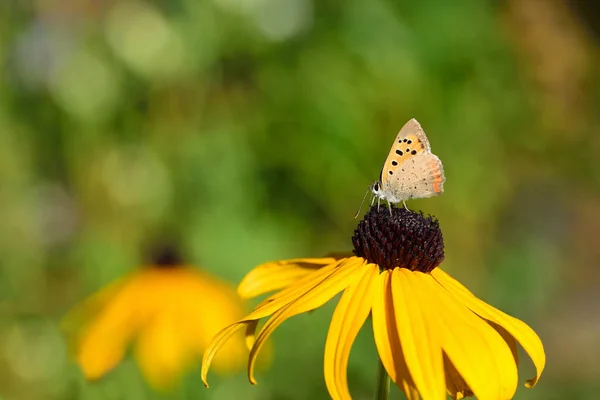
(381, 153, 445, 202)
(380, 119, 432, 183)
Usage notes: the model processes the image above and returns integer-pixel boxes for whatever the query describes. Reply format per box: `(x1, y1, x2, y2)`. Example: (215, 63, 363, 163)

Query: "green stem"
(374, 357, 391, 400)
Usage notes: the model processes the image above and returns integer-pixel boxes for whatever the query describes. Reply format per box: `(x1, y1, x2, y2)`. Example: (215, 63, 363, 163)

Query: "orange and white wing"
(383, 153, 445, 201)
(380, 118, 431, 185)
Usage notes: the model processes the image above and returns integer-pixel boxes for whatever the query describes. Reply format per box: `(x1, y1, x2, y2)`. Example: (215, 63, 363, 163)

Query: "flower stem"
(374, 357, 390, 400)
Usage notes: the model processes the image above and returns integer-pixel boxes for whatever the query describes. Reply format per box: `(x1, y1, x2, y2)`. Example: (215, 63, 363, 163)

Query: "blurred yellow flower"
(202, 207, 546, 400)
(63, 251, 248, 390)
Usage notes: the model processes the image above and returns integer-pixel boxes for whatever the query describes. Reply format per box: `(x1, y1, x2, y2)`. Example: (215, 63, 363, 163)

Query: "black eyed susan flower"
(63, 247, 248, 390)
(201, 207, 545, 400)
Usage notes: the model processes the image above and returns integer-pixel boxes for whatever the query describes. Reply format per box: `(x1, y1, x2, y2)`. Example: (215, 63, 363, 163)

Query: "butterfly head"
(354, 181, 383, 219)
(370, 181, 384, 199)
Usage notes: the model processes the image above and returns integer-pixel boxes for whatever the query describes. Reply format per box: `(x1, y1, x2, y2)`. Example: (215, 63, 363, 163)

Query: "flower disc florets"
(352, 206, 445, 272)
(149, 244, 183, 268)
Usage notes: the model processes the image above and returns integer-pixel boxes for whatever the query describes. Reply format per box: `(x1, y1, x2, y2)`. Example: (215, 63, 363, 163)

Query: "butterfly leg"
(377, 197, 381, 211)
(403, 200, 408, 210)
(387, 201, 392, 216)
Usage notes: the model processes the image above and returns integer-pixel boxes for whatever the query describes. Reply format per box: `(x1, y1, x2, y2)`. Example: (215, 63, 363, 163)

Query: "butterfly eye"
(373, 182, 380, 191)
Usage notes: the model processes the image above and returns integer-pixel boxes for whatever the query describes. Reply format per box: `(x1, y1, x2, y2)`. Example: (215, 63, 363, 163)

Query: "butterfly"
(356, 118, 445, 216)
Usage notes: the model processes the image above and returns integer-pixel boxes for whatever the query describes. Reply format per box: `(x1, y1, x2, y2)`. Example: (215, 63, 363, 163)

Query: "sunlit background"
(1, 0, 600, 399)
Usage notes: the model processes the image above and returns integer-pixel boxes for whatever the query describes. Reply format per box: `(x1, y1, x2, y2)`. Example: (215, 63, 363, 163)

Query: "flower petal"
(73, 278, 149, 380)
(392, 269, 446, 400)
(324, 263, 379, 400)
(247, 258, 363, 320)
(431, 268, 545, 388)
(134, 312, 189, 389)
(238, 258, 338, 299)
(244, 319, 260, 350)
(371, 270, 419, 400)
(247, 257, 365, 384)
(417, 271, 518, 400)
(201, 322, 249, 387)
(203, 258, 363, 387)
(489, 321, 519, 366)
(443, 354, 472, 400)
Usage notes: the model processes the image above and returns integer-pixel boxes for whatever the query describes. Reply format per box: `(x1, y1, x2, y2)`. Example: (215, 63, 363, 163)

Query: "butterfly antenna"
(354, 187, 372, 219)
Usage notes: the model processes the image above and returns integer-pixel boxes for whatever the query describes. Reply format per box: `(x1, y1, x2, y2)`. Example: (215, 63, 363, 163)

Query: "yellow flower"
(201, 207, 546, 400)
(63, 253, 248, 390)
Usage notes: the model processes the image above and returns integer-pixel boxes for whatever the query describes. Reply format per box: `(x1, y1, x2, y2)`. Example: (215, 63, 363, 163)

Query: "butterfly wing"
(380, 118, 431, 184)
(381, 153, 445, 202)
(378, 118, 445, 203)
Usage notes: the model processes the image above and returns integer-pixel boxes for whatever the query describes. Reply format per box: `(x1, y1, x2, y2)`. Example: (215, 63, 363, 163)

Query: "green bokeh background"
(2, 0, 600, 399)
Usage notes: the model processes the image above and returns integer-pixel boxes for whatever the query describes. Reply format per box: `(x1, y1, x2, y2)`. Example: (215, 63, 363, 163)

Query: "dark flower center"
(147, 244, 183, 268)
(352, 206, 445, 272)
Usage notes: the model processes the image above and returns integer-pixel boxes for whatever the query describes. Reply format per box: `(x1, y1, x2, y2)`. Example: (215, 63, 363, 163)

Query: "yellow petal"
(201, 322, 248, 387)
(392, 269, 446, 400)
(202, 258, 362, 387)
(443, 354, 472, 400)
(244, 319, 260, 350)
(431, 268, 545, 388)
(158, 268, 248, 375)
(134, 312, 189, 389)
(324, 264, 379, 400)
(74, 281, 144, 380)
(247, 258, 364, 384)
(417, 272, 518, 400)
(489, 321, 519, 366)
(133, 278, 248, 389)
(371, 270, 419, 400)
(247, 258, 354, 320)
(238, 258, 338, 299)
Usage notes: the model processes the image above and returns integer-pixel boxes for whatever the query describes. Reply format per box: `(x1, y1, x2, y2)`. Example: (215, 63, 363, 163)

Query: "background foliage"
(1, 0, 600, 399)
